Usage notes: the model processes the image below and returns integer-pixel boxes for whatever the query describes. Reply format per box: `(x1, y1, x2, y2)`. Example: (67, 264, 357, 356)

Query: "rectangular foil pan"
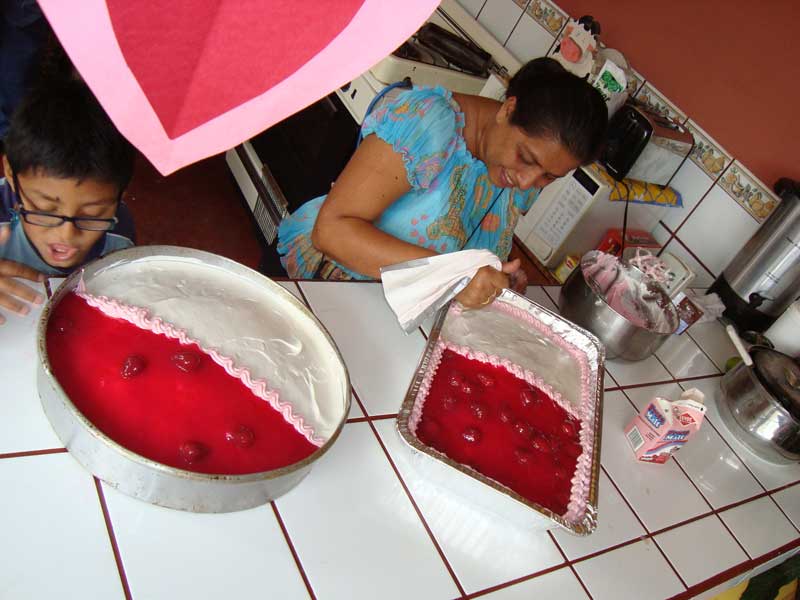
(396, 289, 605, 536)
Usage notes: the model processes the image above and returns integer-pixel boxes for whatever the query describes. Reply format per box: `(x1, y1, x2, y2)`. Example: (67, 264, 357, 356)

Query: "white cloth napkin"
(380, 249, 502, 332)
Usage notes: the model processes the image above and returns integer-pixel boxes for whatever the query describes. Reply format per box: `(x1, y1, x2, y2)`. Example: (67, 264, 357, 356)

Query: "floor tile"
(655, 333, 720, 379)
(625, 383, 762, 509)
(719, 497, 799, 558)
(605, 355, 673, 387)
(551, 470, 646, 560)
(300, 282, 427, 416)
(0, 454, 123, 600)
(655, 516, 747, 586)
(481, 567, 589, 599)
(0, 285, 63, 454)
(103, 483, 308, 600)
(276, 423, 459, 600)
(600, 391, 709, 532)
(684, 378, 800, 490)
(525, 285, 558, 311)
(373, 419, 564, 593)
(573, 540, 684, 600)
(773, 483, 800, 528)
(686, 319, 737, 372)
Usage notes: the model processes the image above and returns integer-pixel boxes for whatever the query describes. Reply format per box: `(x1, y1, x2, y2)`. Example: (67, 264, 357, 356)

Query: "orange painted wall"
(555, 0, 798, 188)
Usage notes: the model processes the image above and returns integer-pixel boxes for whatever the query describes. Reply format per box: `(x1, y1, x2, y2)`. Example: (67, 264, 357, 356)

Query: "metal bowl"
(718, 348, 800, 464)
(558, 256, 678, 362)
(37, 246, 351, 512)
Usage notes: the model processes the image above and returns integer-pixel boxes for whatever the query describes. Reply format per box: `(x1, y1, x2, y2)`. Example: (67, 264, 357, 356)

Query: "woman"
(277, 57, 607, 308)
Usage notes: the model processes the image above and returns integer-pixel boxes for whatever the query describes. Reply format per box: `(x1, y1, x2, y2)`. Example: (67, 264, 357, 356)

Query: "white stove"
(335, 0, 521, 124)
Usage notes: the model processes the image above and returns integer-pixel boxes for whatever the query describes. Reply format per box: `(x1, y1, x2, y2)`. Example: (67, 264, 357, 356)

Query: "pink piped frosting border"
(410, 302, 597, 524)
(74, 282, 324, 447)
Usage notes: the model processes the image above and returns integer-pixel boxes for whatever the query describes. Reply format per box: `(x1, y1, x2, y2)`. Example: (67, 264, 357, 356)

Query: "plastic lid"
(752, 348, 800, 419)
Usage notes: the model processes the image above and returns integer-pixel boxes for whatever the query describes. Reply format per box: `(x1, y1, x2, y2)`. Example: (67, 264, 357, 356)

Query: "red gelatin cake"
(45, 263, 347, 476)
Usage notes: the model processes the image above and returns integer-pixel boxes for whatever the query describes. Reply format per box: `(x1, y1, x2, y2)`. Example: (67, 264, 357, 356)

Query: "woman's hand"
(0, 225, 46, 324)
(456, 259, 523, 309)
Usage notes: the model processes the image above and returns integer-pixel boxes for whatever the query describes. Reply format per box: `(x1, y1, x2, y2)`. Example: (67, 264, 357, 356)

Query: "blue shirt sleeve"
(361, 86, 462, 190)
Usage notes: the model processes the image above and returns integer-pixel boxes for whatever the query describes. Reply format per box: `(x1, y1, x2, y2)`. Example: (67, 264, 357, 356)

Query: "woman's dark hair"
(506, 57, 607, 164)
(5, 79, 135, 191)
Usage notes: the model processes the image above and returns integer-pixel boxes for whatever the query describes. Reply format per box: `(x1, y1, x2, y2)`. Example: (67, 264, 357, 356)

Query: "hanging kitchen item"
(37, 0, 441, 175)
(709, 178, 800, 332)
(719, 344, 800, 464)
(552, 15, 600, 79)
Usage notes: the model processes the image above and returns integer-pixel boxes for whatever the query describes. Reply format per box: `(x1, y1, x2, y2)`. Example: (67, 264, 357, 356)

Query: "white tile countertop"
(2, 279, 799, 600)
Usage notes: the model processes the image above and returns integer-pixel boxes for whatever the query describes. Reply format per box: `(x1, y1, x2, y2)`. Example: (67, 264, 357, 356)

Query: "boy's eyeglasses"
(13, 174, 119, 232)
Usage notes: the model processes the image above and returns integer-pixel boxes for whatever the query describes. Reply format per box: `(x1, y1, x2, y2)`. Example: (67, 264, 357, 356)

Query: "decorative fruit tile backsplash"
(525, 0, 567, 36)
(718, 161, 781, 223)
(634, 82, 687, 124)
(685, 120, 732, 180)
(513, 0, 528, 9)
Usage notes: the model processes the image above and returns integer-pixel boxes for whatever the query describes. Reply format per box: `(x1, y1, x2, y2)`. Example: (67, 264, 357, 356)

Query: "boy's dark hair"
(506, 57, 608, 164)
(5, 80, 134, 191)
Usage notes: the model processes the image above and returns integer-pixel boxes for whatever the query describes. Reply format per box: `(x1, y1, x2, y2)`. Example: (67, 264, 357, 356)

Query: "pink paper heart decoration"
(39, 0, 439, 175)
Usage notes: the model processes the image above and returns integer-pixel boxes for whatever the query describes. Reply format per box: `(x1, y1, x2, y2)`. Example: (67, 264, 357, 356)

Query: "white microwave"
(514, 166, 668, 268)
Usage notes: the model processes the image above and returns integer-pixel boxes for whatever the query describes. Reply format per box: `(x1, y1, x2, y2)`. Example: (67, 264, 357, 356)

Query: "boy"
(0, 79, 135, 324)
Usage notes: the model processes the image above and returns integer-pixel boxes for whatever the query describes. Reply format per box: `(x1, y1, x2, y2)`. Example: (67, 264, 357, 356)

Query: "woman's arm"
(311, 134, 435, 278)
(311, 134, 514, 307)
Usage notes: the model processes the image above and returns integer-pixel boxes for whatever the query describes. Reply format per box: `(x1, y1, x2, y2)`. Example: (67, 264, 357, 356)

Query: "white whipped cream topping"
(442, 302, 582, 411)
(84, 256, 348, 441)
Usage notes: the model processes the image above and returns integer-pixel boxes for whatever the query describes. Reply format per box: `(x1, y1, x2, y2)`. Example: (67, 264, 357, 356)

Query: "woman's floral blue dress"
(277, 86, 539, 279)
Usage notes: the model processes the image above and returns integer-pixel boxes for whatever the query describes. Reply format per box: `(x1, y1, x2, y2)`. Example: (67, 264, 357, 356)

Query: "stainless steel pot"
(718, 347, 800, 464)
(558, 255, 678, 362)
(37, 246, 351, 512)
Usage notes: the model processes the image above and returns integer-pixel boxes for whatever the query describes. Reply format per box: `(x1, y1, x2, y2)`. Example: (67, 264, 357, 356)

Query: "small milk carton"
(624, 389, 706, 464)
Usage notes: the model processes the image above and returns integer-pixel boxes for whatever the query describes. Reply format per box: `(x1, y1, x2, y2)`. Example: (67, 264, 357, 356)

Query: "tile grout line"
(546, 530, 595, 600)
(671, 234, 718, 281)
(0, 447, 67, 460)
(714, 513, 752, 561)
(93, 478, 133, 600)
(667, 160, 729, 238)
(355, 391, 467, 597)
(462, 563, 570, 600)
(270, 502, 317, 600)
(673, 382, 771, 496)
(612, 392, 691, 590)
(593, 465, 701, 590)
(680, 333, 723, 376)
(767, 494, 800, 536)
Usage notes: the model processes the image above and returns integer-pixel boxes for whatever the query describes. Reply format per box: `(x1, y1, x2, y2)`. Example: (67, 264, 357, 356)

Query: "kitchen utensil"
(718, 345, 800, 464)
(710, 178, 800, 332)
(37, 246, 351, 512)
(558, 254, 679, 361)
(396, 290, 604, 536)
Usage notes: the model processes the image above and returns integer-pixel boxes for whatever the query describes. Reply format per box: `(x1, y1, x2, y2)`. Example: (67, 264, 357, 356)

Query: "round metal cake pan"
(37, 246, 351, 513)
